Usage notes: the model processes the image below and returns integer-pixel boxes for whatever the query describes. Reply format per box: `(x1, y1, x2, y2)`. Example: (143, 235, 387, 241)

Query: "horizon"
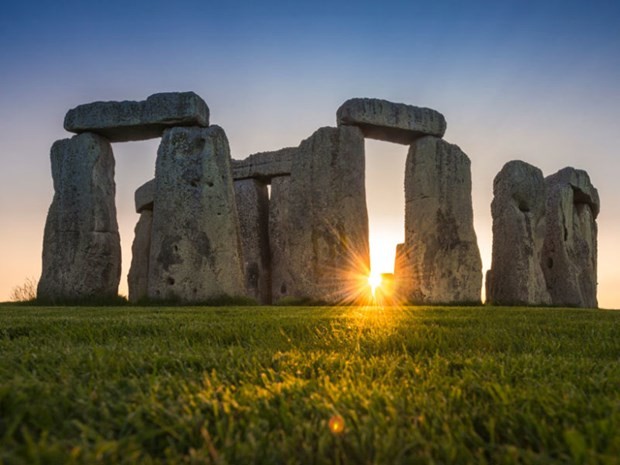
(1, 0, 619, 307)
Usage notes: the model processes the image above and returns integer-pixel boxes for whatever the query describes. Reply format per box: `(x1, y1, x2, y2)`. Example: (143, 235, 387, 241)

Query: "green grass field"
(1, 305, 619, 464)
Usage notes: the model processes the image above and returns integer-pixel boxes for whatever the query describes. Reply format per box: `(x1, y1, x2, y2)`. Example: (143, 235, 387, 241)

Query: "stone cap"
(337, 98, 447, 145)
(545, 167, 600, 218)
(64, 92, 209, 142)
(135, 179, 155, 213)
(231, 147, 295, 182)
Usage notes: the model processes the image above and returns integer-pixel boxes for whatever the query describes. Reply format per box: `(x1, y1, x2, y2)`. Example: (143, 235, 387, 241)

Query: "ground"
(0, 305, 619, 464)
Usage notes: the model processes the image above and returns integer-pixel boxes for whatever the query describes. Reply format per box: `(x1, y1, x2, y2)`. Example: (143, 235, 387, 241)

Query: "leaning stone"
(396, 136, 482, 304)
(336, 98, 447, 145)
(64, 92, 209, 142)
(277, 126, 370, 304)
(487, 160, 551, 305)
(147, 126, 245, 302)
(135, 179, 155, 213)
(542, 167, 599, 307)
(127, 210, 152, 303)
(234, 179, 271, 304)
(232, 147, 295, 182)
(38, 132, 121, 301)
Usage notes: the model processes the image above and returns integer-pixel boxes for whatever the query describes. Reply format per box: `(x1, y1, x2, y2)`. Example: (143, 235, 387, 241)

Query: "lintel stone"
(336, 98, 447, 145)
(64, 92, 209, 142)
(231, 147, 295, 182)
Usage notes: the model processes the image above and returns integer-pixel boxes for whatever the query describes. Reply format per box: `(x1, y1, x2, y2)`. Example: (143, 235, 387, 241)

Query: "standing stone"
(397, 136, 482, 304)
(487, 161, 551, 305)
(38, 133, 121, 301)
(234, 179, 271, 304)
(148, 126, 245, 302)
(64, 92, 209, 142)
(269, 176, 295, 302)
(542, 168, 599, 308)
(336, 98, 447, 145)
(127, 210, 152, 303)
(277, 126, 370, 304)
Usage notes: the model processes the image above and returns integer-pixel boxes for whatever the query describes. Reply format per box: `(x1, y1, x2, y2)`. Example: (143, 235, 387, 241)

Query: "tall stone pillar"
(38, 133, 121, 301)
(147, 126, 245, 302)
(276, 126, 370, 304)
(542, 168, 599, 308)
(397, 136, 482, 304)
(487, 161, 551, 305)
(234, 178, 271, 304)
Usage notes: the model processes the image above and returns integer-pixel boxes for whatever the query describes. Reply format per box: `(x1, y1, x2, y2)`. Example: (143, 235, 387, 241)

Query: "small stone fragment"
(64, 92, 209, 142)
(336, 98, 447, 145)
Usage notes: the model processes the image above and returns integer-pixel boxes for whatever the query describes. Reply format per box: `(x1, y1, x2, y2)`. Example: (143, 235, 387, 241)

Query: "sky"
(1, 0, 619, 307)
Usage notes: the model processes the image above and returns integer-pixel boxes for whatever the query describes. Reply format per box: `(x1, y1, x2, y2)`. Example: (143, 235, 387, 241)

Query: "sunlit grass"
(1, 305, 619, 464)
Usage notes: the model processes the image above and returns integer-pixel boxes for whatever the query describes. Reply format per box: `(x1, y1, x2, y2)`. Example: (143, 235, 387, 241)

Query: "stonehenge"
(38, 91, 599, 308)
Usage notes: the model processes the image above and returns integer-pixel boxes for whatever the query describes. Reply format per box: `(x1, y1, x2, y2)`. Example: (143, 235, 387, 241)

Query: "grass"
(0, 305, 619, 464)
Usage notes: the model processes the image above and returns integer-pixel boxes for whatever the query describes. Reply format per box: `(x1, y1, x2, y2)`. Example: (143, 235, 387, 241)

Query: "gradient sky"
(1, 0, 619, 307)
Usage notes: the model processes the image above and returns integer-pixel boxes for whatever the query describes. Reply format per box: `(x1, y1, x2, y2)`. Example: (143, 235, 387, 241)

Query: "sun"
(368, 273, 383, 297)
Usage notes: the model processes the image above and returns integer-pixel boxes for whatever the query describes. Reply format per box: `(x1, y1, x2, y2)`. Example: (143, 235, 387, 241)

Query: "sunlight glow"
(368, 273, 383, 297)
(329, 415, 345, 435)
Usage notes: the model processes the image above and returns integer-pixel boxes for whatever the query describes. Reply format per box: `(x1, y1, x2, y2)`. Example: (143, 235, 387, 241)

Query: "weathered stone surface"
(542, 167, 599, 308)
(486, 161, 551, 305)
(127, 210, 152, 303)
(148, 126, 244, 302)
(38, 133, 121, 301)
(232, 147, 295, 181)
(396, 136, 482, 304)
(135, 179, 155, 213)
(234, 179, 271, 304)
(336, 98, 447, 145)
(269, 176, 295, 301)
(64, 92, 209, 142)
(273, 126, 370, 304)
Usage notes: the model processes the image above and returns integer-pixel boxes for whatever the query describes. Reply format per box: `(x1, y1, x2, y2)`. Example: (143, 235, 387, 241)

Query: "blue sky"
(1, 0, 619, 305)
